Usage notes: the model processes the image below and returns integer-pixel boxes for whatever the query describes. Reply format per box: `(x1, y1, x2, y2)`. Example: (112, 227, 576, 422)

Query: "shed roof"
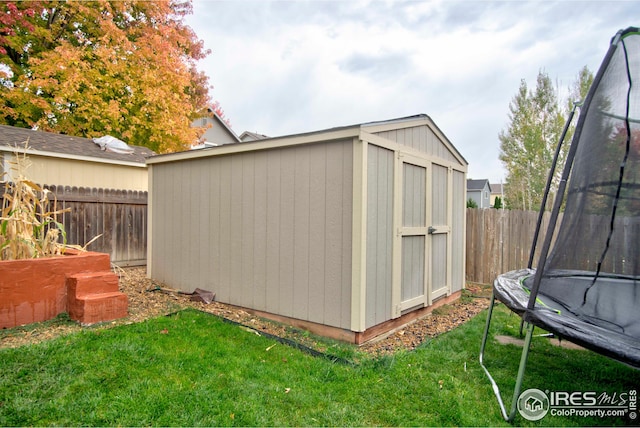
(467, 179, 491, 192)
(147, 114, 468, 166)
(0, 125, 154, 167)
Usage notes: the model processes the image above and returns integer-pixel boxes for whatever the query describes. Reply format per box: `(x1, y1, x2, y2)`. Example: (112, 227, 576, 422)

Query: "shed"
(147, 114, 468, 343)
(0, 125, 153, 191)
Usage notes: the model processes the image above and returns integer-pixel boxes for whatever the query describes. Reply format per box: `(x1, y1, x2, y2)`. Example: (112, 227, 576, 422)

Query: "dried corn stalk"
(0, 143, 71, 260)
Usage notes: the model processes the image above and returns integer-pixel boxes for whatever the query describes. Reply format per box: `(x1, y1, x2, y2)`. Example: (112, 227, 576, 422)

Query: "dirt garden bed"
(0, 267, 492, 356)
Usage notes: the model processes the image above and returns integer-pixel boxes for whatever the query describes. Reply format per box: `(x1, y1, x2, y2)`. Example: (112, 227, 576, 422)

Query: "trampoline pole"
(508, 323, 535, 422)
(479, 289, 511, 421)
(479, 289, 496, 362)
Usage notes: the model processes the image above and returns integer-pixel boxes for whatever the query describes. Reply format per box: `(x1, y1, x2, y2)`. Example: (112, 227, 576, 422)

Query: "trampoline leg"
(479, 289, 536, 422)
(479, 290, 512, 421)
(508, 322, 535, 421)
(479, 289, 496, 360)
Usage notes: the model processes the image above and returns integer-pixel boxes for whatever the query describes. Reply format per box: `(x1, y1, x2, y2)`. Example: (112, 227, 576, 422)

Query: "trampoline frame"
(478, 27, 640, 422)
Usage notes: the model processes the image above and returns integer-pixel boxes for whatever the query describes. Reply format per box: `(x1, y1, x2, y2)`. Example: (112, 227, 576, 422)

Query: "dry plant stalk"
(0, 143, 71, 260)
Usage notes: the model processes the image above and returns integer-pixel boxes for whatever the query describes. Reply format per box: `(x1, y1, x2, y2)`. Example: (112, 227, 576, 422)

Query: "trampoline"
(480, 26, 640, 422)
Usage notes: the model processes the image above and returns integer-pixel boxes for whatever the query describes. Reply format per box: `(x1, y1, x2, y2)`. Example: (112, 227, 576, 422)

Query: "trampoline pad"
(494, 269, 640, 368)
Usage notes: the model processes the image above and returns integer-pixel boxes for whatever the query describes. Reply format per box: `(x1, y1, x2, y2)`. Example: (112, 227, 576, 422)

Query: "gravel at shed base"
(0, 267, 491, 356)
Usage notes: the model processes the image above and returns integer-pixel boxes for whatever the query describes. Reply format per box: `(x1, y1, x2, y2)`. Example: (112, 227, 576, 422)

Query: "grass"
(0, 306, 638, 426)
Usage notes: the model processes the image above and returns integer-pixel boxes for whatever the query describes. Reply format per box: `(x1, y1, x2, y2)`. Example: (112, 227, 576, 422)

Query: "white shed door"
(398, 156, 429, 312)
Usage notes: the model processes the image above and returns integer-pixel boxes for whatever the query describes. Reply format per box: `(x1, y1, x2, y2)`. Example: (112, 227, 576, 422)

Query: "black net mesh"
(545, 29, 640, 278)
(527, 28, 640, 339)
(491, 28, 640, 366)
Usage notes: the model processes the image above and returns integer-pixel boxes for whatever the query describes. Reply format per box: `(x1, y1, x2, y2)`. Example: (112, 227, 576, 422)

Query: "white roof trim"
(147, 126, 360, 165)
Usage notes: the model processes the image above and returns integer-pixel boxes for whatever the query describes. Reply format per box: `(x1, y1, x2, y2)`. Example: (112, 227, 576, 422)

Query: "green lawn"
(0, 306, 637, 426)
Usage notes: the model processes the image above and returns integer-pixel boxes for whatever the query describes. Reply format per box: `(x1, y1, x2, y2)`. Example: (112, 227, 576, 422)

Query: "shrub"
(493, 196, 503, 209)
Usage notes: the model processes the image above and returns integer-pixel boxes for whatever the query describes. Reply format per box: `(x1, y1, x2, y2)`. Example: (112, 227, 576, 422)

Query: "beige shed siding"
(16, 154, 148, 191)
(401, 162, 428, 305)
(150, 140, 354, 330)
(368, 124, 466, 310)
(431, 164, 449, 292)
(402, 236, 425, 301)
(403, 163, 427, 226)
(365, 144, 394, 328)
(451, 170, 466, 292)
(431, 164, 448, 225)
(374, 125, 458, 164)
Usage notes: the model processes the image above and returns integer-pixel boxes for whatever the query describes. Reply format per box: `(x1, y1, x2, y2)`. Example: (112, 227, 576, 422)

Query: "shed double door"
(394, 154, 449, 316)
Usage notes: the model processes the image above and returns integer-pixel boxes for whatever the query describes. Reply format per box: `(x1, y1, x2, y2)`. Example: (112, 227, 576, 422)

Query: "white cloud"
(187, 0, 637, 182)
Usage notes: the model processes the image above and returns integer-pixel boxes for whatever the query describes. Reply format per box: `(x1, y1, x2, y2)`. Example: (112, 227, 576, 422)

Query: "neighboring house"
(239, 131, 269, 142)
(0, 125, 153, 191)
(147, 113, 469, 344)
(467, 179, 492, 208)
(490, 183, 504, 207)
(190, 110, 240, 148)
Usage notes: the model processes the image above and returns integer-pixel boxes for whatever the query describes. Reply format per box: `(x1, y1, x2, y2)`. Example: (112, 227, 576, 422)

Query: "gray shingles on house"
(0, 125, 154, 164)
(0, 125, 153, 191)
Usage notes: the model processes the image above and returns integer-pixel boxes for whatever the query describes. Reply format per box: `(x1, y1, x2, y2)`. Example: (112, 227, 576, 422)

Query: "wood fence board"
(465, 208, 638, 284)
(42, 184, 147, 266)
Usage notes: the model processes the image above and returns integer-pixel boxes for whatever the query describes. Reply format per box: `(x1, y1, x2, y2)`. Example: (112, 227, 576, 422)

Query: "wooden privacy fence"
(466, 208, 551, 284)
(466, 208, 639, 284)
(46, 185, 147, 266)
(7, 183, 635, 277)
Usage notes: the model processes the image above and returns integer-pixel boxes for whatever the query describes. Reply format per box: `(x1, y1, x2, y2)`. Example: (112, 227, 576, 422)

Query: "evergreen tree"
(493, 196, 503, 209)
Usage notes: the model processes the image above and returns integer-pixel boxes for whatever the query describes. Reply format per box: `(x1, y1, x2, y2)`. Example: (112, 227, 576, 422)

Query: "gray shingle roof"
(0, 125, 154, 164)
(467, 179, 491, 191)
(490, 183, 503, 194)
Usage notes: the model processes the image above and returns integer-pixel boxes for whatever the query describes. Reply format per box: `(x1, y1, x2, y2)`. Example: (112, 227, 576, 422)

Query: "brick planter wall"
(0, 250, 128, 328)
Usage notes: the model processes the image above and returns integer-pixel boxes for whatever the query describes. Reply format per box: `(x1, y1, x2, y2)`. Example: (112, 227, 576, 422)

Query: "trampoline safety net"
(481, 26, 640, 423)
(496, 27, 640, 368)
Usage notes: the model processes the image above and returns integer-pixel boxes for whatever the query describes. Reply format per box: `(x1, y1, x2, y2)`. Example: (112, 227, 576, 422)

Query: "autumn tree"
(499, 68, 593, 211)
(0, 1, 216, 153)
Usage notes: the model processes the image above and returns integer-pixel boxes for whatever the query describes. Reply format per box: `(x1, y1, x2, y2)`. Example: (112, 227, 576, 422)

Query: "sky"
(185, 0, 637, 183)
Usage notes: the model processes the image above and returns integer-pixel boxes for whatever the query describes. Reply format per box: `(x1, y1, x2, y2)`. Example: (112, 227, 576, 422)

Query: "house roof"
(0, 125, 154, 166)
(490, 183, 503, 194)
(191, 111, 239, 146)
(467, 179, 492, 192)
(239, 131, 269, 142)
(148, 114, 468, 167)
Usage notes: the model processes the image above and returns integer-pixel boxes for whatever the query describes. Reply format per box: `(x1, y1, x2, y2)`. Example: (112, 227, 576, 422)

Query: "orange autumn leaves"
(1, 1, 215, 153)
